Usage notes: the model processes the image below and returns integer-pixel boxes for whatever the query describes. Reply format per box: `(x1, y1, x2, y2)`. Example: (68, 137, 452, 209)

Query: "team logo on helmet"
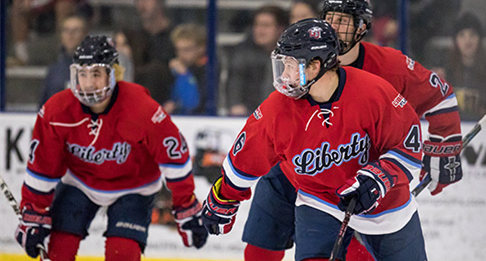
(308, 26, 323, 40)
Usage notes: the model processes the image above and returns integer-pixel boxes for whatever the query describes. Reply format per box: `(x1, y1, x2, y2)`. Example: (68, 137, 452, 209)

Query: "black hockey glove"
(15, 204, 51, 258)
(173, 197, 208, 249)
(202, 177, 240, 235)
(337, 164, 397, 215)
(421, 136, 463, 195)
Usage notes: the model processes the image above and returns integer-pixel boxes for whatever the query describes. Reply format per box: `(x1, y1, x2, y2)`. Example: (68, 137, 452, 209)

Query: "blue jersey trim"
(26, 168, 61, 183)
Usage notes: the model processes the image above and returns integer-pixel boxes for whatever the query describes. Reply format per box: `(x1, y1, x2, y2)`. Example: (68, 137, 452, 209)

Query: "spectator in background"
(9, 0, 91, 65)
(164, 24, 209, 115)
(39, 14, 88, 107)
(127, 0, 175, 105)
(113, 30, 135, 82)
(226, 5, 288, 116)
(444, 12, 486, 120)
(289, 0, 320, 24)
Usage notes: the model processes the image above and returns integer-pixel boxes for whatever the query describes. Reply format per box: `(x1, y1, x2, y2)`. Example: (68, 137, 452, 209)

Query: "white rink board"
(0, 113, 485, 260)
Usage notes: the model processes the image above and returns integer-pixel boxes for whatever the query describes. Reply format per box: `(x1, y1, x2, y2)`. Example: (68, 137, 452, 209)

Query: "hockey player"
(202, 19, 428, 261)
(14, 35, 208, 261)
(239, 1, 463, 260)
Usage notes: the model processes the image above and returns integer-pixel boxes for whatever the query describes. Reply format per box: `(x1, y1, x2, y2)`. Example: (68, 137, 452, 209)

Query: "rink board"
(0, 113, 485, 261)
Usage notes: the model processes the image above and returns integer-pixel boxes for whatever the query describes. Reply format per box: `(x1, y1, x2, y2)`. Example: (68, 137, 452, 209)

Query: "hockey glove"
(15, 204, 51, 258)
(172, 197, 208, 249)
(337, 164, 397, 215)
(202, 177, 240, 235)
(421, 137, 463, 196)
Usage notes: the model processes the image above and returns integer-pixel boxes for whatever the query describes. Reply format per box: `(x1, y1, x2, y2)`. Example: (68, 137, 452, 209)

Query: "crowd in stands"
(4, 0, 486, 120)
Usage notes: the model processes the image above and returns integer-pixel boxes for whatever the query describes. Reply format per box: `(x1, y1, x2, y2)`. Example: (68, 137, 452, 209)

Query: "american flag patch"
(151, 106, 166, 123)
(253, 106, 263, 120)
(392, 94, 407, 108)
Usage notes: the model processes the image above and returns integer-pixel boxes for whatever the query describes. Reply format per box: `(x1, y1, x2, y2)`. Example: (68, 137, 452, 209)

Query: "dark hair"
(453, 12, 483, 38)
(447, 12, 486, 87)
(253, 5, 289, 28)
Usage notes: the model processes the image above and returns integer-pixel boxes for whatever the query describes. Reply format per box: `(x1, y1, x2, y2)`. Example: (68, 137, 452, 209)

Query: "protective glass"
(69, 64, 116, 106)
(271, 51, 309, 99)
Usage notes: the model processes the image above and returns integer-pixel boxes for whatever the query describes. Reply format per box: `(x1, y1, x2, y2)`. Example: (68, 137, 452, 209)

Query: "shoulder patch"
(151, 106, 167, 124)
(392, 94, 407, 108)
(232, 132, 246, 156)
(405, 56, 415, 70)
(253, 106, 263, 120)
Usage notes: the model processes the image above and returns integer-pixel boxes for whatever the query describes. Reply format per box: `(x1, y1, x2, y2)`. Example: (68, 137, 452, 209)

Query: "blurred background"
(0, 1, 486, 260)
(1, 0, 485, 120)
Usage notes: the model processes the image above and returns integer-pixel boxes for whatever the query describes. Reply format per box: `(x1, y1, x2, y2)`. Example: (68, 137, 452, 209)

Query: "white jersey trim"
(222, 157, 259, 189)
(25, 169, 60, 192)
(296, 190, 417, 235)
(61, 170, 162, 206)
(423, 93, 458, 115)
(159, 158, 192, 180)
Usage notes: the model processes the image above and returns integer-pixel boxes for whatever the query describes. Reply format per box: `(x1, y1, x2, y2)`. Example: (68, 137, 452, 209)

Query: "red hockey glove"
(337, 164, 397, 215)
(421, 137, 463, 195)
(202, 177, 240, 235)
(15, 204, 51, 258)
(172, 197, 208, 249)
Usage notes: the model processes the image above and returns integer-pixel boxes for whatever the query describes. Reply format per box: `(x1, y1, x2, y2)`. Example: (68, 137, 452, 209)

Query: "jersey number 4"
(404, 125, 421, 153)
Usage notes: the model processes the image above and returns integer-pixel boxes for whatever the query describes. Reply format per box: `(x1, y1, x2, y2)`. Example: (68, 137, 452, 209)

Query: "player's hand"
(15, 204, 51, 258)
(202, 177, 239, 235)
(337, 164, 397, 215)
(421, 136, 463, 195)
(173, 197, 208, 249)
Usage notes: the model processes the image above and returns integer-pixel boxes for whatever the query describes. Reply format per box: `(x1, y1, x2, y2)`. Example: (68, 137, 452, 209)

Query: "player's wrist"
(423, 139, 462, 157)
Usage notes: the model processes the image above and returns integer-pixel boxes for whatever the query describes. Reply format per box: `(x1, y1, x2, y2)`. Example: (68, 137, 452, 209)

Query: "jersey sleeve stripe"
(165, 171, 192, 183)
(222, 156, 259, 189)
(24, 183, 55, 195)
(159, 158, 192, 180)
(424, 106, 459, 117)
(423, 94, 458, 116)
(25, 168, 60, 193)
(379, 150, 422, 181)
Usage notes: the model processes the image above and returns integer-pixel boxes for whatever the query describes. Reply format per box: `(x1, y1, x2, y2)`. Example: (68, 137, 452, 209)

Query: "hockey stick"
(411, 114, 486, 197)
(329, 196, 357, 261)
(0, 175, 51, 261)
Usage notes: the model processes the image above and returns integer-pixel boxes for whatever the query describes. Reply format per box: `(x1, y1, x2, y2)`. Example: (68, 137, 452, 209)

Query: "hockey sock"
(105, 237, 141, 261)
(244, 244, 285, 261)
(48, 231, 82, 261)
(346, 235, 374, 261)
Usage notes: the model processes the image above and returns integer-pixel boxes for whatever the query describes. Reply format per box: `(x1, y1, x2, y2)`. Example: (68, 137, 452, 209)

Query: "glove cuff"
(359, 164, 396, 197)
(423, 140, 462, 157)
(173, 197, 202, 221)
(206, 177, 240, 218)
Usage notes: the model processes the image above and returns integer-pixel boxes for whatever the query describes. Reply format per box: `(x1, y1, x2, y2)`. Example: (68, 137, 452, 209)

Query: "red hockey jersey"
(356, 42, 461, 139)
(220, 67, 423, 234)
(22, 81, 195, 209)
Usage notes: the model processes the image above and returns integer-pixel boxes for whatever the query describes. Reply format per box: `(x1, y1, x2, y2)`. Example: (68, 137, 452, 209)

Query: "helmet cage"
(70, 63, 116, 106)
(321, 0, 372, 54)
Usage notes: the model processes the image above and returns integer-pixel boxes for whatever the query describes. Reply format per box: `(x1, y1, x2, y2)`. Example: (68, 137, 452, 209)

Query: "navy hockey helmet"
(321, 0, 373, 54)
(272, 18, 340, 99)
(70, 35, 119, 106)
(73, 35, 119, 66)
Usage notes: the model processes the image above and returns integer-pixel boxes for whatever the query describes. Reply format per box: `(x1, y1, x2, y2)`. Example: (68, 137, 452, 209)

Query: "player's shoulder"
(40, 89, 81, 121)
(116, 81, 160, 115)
(257, 91, 297, 117)
(343, 66, 398, 98)
(116, 81, 172, 128)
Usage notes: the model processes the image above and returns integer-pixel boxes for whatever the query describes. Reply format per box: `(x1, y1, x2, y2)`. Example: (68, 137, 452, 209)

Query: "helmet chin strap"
(301, 62, 327, 95)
